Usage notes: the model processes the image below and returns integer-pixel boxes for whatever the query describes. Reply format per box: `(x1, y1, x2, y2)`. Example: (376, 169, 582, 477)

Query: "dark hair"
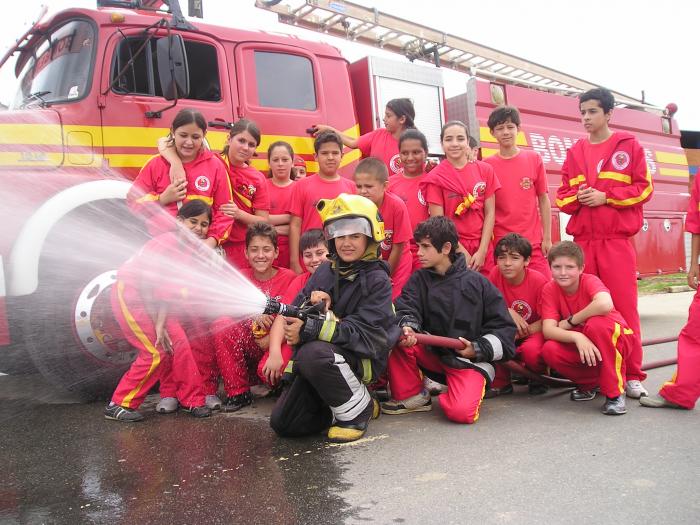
(168, 109, 207, 149)
(487, 105, 521, 130)
(267, 140, 295, 179)
(399, 128, 428, 152)
(300, 228, 327, 253)
(386, 98, 416, 129)
(245, 222, 278, 249)
(354, 157, 389, 184)
(221, 118, 261, 158)
(494, 233, 532, 262)
(579, 88, 615, 114)
(177, 200, 212, 222)
(468, 136, 478, 149)
(413, 216, 458, 258)
(440, 120, 469, 142)
(547, 240, 584, 268)
(313, 130, 344, 154)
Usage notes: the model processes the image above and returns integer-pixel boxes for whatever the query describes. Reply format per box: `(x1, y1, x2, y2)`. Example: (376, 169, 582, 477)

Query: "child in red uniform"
(381, 216, 516, 424)
(288, 131, 356, 274)
(484, 106, 552, 278)
(292, 155, 307, 180)
(266, 141, 296, 268)
(313, 98, 416, 175)
(421, 121, 500, 275)
(211, 223, 296, 412)
(486, 233, 549, 397)
(354, 157, 413, 299)
(130, 109, 232, 247)
(259, 229, 329, 386)
(540, 241, 633, 415)
(556, 88, 653, 399)
(388, 129, 430, 272)
(641, 175, 700, 410)
(105, 201, 215, 422)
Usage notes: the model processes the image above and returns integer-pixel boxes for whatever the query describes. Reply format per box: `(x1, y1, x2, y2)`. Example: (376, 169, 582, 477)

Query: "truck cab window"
(111, 38, 220, 102)
(254, 51, 316, 110)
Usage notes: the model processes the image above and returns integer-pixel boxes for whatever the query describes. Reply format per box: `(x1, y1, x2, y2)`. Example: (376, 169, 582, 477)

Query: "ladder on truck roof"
(255, 0, 660, 112)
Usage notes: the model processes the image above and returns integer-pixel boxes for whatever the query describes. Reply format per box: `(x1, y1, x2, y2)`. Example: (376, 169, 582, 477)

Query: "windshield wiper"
(21, 90, 51, 108)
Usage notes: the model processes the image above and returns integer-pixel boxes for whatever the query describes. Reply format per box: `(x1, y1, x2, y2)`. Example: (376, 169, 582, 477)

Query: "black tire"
(20, 199, 149, 401)
(0, 296, 39, 375)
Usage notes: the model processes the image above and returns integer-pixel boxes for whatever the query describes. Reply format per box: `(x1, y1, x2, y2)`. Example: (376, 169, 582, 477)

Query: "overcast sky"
(1, 0, 698, 130)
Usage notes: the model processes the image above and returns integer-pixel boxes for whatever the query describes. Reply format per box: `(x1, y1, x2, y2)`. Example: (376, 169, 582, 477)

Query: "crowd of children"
(105, 88, 699, 441)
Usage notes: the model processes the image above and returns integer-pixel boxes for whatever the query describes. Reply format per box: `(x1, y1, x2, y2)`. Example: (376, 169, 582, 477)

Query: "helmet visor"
(324, 217, 372, 240)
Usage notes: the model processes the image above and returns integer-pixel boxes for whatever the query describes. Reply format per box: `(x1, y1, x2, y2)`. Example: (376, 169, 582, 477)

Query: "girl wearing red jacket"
(105, 201, 215, 422)
(129, 109, 233, 248)
(266, 141, 296, 268)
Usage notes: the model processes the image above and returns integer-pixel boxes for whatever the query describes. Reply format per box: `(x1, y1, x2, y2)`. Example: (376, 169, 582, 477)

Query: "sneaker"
(182, 405, 212, 418)
(570, 388, 598, 401)
(639, 394, 684, 409)
(222, 391, 253, 413)
(423, 376, 448, 396)
(625, 380, 648, 399)
(602, 395, 627, 415)
(372, 386, 391, 402)
(205, 395, 222, 410)
(381, 390, 432, 415)
(156, 396, 178, 414)
(104, 404, 144, 422)
(528, 382, 549, 396)
(327, 399, 378, 443)
(484, 384, 514, 399)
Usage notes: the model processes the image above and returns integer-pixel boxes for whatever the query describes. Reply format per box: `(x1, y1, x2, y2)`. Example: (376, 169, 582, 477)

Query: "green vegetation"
(638, 273, 689, 295)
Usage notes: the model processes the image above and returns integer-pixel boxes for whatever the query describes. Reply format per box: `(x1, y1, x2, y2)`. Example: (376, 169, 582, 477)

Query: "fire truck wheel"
(21, 199, 147, 401)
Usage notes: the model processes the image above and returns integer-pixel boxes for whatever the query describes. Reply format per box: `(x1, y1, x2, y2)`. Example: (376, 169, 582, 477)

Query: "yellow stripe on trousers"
(611, 322, 625, 395)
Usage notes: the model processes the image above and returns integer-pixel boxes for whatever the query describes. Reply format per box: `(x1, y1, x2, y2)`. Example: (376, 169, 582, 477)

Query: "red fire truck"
(0, 0, 689, 398)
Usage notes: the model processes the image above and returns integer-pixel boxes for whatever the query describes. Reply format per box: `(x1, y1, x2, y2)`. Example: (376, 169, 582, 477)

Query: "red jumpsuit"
(657, 175, 700, 409)
(127, 149, 233, 244)
(540, 274, 633, 398)
(388, 171, 429, 271)
(110, 232, 207, 409)
(266, 178, 295, 268)
(212, 267, 296, 396)
(378, 191, 414, 299)
(357, 128, 401, 175)
(556, 131, 653, 382)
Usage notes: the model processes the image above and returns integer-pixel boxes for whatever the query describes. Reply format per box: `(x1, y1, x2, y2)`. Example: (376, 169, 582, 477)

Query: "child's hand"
(310, 291, 331, 312)
(455, 337, 476, 359)
(399, 326, 417, 347)
(508, 308, 530, 339)
(159, 180, 187, 205)
(688, 264, 699, 290)
(262, 353, 285, 385)
(155, 326, 173, 354)
(284, 317, 304, 345)
(290, 260, 303, 275)
(169, 163, 187, 185)
(255, 314, 275, 330)
(468, 249, 486, 271)
(221, 201, 240, 219)
(574, 333, 601, 366)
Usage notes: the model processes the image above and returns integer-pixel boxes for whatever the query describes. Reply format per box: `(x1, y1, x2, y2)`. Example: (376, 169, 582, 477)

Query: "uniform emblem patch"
(417, 188, 426, 206)
(520, 177, 533, 190)
(473, 181, 487, 198)
(612, 150, 630, 170)
(511, 300, 533, 322)
(381, 229, 394, 251)
(195, 175, 210, 192)
(389, 154, 402, 174)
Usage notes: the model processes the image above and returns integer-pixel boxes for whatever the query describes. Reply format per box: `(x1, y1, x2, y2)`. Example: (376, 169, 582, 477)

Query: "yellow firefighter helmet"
(316, 193, 385, 243)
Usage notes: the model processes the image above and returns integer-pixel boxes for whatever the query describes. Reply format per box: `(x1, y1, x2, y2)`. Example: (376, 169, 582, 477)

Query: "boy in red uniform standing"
(354, 157, 413, 299)
(540, 241, 634, 415)
(556, 88, 653, 398)
(485, 106, 552, 277)
(211, 223, 296, 412)
(486, 233, 550, 397)
(288, 131, 356, 274)
(640, 175, 700, 410)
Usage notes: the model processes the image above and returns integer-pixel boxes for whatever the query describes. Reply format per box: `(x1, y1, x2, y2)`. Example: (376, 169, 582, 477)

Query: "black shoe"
(570, 388, 598, 401)
(372, 387, 391, 402)
(104, 404, 144, 422)
(602, 395, 627, 415)
(183, 405, 212, 418)
(327, 398, 377, 443)
(528, 382, 549, 396)
(512, 374, 528, 385)
(222, 391, 253, 413)
(484, 384, 514, 399)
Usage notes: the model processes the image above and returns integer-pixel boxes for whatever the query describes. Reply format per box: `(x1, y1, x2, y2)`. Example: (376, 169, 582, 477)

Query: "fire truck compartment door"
(0, 109, 64, 169)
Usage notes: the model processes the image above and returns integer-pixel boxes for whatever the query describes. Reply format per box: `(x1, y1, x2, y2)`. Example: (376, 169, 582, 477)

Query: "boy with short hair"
(211, 222, 296, 412)
(381, 216, 516, 424)
(353, 157, 413, 299)
(486, 233, 550, 397)
(270, 194, 397, 443)
(540, 241, 633, 415)
(555, 87, 653, 398)
(288, 131, 356, 274)
(485, 105, 552, 277)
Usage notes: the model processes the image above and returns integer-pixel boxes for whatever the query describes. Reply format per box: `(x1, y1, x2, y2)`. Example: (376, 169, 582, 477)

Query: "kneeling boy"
(382, 216, 516, 424)
(540, 241, 633, 415)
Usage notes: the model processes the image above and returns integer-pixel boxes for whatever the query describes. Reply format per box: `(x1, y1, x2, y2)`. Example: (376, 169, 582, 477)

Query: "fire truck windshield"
(11, 20, 95, 109)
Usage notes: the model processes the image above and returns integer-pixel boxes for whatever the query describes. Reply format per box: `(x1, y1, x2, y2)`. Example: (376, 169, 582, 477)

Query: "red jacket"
(556, 131, 653, 239)
(127, 149, 233, 244)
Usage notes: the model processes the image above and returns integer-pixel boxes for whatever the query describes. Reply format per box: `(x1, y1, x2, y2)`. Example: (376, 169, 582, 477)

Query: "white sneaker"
(423, 376, 448, 395)
(381, 389, 432, 415)
(205, 395, 222, 410)
(625, 380, 648, 399)
(156, 396, 178, 413)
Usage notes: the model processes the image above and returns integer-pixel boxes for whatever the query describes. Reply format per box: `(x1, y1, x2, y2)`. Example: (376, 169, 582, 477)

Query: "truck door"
(97, 29, 236, 179)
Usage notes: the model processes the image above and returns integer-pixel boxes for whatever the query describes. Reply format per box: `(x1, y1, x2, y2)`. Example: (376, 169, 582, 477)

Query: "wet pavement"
(1, 292, 699, 524)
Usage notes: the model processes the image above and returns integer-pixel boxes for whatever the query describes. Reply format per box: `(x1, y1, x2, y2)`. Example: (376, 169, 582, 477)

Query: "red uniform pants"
(110, 282, 206, 409)
(212, 317, 264, 396)
(527, 244, 551, 279)
(577, 237, 645, 381)
(274, 237, 290, 269)
(257, 343, 294, 387)
(659, 290, 700, 409)
(492, 332, 546, 389)
(541, 316, 632, 398)
(223, 240, 249, 270)
(388, 343, 486, 424)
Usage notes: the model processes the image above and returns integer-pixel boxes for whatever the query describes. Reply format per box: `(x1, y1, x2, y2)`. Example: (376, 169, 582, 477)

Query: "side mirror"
(156, 34, 189, 100)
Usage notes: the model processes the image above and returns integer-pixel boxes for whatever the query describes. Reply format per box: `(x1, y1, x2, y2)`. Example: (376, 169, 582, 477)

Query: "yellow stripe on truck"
(655, 151, 688, 166)
(659, 167, 689, 178)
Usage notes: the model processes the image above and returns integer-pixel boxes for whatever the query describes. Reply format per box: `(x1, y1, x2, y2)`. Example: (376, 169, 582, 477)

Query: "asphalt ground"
(0, 292, 697, 525)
